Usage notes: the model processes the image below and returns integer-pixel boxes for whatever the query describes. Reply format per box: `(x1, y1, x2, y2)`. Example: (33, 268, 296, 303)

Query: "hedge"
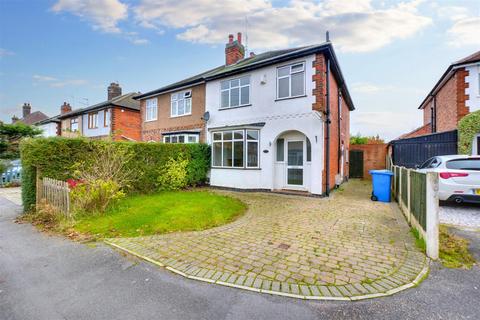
(20, 137, 210, 211)
(458, 110, 480, 154)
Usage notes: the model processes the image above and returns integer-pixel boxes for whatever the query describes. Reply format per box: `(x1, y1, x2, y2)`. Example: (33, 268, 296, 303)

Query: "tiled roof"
(15, 111, 49, 125)
(453, 50, 480, 65)
(58, 92, 139, 119)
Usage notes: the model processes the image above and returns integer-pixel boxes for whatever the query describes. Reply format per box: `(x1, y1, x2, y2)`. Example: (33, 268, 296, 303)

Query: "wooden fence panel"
(37, 177, 71, 218)
(409, 171, 427, 230)
(400, 167, 408, 207)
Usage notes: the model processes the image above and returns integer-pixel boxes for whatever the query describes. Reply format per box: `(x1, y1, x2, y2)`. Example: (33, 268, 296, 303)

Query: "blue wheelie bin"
(369, 170, 394, 202)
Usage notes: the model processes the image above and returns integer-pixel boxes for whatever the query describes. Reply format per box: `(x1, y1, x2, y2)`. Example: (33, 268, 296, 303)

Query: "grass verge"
(410, 228, 426, 252)
(439, 225, 475, 269)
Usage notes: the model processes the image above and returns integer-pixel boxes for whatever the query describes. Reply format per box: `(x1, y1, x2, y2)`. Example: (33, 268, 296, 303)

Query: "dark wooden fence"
(390, 130, 457, 168)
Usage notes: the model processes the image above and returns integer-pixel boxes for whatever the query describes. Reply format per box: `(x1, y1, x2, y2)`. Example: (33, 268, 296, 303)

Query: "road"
(1, 195, 479, 320)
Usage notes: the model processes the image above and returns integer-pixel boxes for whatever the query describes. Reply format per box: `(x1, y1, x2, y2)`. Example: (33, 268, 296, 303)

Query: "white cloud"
(52, 0, 128, 33)
(0, 48, 14, 57)
(437, 6, 469, 21)
(133, 0, 431, 52)
(33, 74, 87, 88)
(351, 82, 424, 95)
(447, 16, 480, 47)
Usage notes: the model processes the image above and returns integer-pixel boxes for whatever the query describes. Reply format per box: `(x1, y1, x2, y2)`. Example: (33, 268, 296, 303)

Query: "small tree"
(0, 123, 42, 159)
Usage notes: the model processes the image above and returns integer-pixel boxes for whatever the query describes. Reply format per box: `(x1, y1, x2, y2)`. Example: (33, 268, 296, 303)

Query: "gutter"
(325, 57, 331, 196)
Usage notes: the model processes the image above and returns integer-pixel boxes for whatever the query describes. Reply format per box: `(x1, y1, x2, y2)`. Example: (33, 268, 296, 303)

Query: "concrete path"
(107, 181, 427, 300)
(1, 195, 480, 319)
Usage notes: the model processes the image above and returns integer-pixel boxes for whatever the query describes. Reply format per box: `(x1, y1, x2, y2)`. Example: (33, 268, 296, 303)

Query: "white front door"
(286, 140, 304, 188)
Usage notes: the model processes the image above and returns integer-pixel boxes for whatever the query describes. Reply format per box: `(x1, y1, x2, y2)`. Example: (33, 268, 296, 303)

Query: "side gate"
(349, 150, 364, 178)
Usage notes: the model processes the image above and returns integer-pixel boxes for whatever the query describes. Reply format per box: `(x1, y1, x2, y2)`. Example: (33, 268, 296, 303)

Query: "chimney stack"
(107, 82, 122, 100)
(22, 102, 31, 118)
(60, 102, 72, 114)
(225, 32, 245, 66)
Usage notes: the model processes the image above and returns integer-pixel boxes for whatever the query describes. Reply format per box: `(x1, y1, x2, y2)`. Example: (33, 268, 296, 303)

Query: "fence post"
(406, 169, 411, 224)
(398, 167, 402, 205)
(425, 172, 439, 260)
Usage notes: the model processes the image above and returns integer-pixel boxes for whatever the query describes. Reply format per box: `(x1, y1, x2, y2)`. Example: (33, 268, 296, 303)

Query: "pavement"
(106, 180, 426, 300)
(1, 191, 479, 319)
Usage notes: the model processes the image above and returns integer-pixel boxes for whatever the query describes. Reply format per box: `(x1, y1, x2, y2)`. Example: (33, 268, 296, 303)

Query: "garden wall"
(20, 137, 210, 211)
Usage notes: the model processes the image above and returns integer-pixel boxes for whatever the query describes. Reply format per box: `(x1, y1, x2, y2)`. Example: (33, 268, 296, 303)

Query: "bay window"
(212, 129, 259, 168)
(220, 76, 250, 109)
(171, 90, 192, 117)
(146, 98, 157, 121)
(277, 62, 305, 99)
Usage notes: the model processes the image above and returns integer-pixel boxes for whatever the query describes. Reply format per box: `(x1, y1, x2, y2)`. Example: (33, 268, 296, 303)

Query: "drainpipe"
(337, 89, 341, 174)
(325, 57, 331, 196)
(433, 94, 437, 133)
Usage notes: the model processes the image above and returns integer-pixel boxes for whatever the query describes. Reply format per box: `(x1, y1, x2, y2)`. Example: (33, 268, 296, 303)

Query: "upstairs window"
(70, 118, 79, 132)
(146, 98, 157, 121)
(171, 90, 192, 117)
(277, 62, 305, 99)
(220, 76, 250, 109)
(88, 112, 98, 129)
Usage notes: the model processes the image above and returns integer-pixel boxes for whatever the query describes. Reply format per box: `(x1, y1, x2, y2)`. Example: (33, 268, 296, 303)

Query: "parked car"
(417, 155, 480, 204)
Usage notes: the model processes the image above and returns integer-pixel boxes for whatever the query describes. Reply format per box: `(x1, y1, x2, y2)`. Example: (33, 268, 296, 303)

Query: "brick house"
(134, 70, 221, 143)
(58, 83, 141, 141)
(401, 51, 480, 146)
(11, 103, 48, 125)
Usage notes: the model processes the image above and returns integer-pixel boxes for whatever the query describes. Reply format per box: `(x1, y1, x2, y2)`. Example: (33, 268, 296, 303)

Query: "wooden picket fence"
(36, 177, 71, 218)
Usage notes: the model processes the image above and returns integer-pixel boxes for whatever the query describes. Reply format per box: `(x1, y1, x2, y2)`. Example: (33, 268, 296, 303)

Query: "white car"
(417, 155, 480, 204)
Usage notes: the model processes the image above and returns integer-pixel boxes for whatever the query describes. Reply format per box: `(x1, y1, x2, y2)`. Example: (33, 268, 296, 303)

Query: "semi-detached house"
(137, 33, 354, 196)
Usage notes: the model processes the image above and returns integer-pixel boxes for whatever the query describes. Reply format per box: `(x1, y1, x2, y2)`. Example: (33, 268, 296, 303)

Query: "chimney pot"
(225, 32, 245, 66)
(237, 32, 242, 44)
(228, 34, 234, 43)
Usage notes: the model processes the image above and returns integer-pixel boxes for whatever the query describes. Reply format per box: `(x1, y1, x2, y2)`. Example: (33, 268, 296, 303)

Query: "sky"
(0, 0, 479, 141)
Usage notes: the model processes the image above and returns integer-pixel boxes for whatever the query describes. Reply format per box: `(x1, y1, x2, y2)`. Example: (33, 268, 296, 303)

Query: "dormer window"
(277, 62, 305, 99)
(171, 90, 192, 117)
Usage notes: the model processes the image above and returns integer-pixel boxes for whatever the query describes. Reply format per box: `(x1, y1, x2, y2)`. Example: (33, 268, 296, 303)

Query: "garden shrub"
(157, 156, 189, 191)
(70, 179, 126, 214)
(20, 137, 210, 211)
(458, 110, 480, 154)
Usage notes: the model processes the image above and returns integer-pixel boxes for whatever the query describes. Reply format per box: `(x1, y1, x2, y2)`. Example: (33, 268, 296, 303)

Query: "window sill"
(218, 104, 252, 111)
(211, 166, 261, 170)
(275, 95, 307, 102)
(145, 119, 157, 122)
(170, 113, 192, 118)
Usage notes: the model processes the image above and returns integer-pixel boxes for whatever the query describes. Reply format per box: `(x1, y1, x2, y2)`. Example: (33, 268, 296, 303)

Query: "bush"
(458, 110, 480, 154)
(71, 179, 126, 214)
(157, 156, 189, 191)
(20, 137, 210, 211)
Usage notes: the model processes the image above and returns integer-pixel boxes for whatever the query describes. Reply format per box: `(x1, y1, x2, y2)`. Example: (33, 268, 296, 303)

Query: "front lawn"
(74, 190, 246, 238)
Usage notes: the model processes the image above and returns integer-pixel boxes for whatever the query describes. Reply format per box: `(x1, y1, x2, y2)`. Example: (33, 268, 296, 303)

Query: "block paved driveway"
(107, 180, 426, 299)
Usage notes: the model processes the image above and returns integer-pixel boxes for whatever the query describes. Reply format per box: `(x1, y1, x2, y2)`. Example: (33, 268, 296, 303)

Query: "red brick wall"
(312, 53, 351, 193)
(400, 123, 432, 139)
(423, 99, 433, 126)
(350, 144, 387, 179)
(111, 107, 141, 141)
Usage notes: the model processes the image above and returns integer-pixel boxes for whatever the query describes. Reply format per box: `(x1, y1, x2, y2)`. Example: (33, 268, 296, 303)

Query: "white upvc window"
(212, 129, 259, 168)
(104, 109, 110, 127)
(277, 62, 305, 99)
(70, 118, 79, 132)
(145, 98, 158, 121)
(171, 90, 192, 117)
(163, 133, 199, 144)
(220, 76, 250, 109)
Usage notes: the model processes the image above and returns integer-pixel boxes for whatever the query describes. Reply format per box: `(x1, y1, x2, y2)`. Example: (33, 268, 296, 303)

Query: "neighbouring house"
(58, 83, 141, 141)
(11, 103, 48, 125)
(134, 69, 217, 143)
(205, 33, 354, 195)
(36, 115, 61, 137)
(400, 50, 480, 153)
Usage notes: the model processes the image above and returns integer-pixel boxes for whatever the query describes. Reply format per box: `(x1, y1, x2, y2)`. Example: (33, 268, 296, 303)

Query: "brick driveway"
(107, 180, 427, 300)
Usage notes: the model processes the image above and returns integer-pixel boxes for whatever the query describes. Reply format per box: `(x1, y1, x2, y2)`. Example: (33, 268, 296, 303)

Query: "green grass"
(439, 226, 475, 269)
(74, 190, 247, 238)
(410, 228, 426, 252)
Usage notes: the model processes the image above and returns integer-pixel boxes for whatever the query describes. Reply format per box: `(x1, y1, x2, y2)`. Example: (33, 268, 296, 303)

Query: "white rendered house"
(204, 34, 354, 195)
